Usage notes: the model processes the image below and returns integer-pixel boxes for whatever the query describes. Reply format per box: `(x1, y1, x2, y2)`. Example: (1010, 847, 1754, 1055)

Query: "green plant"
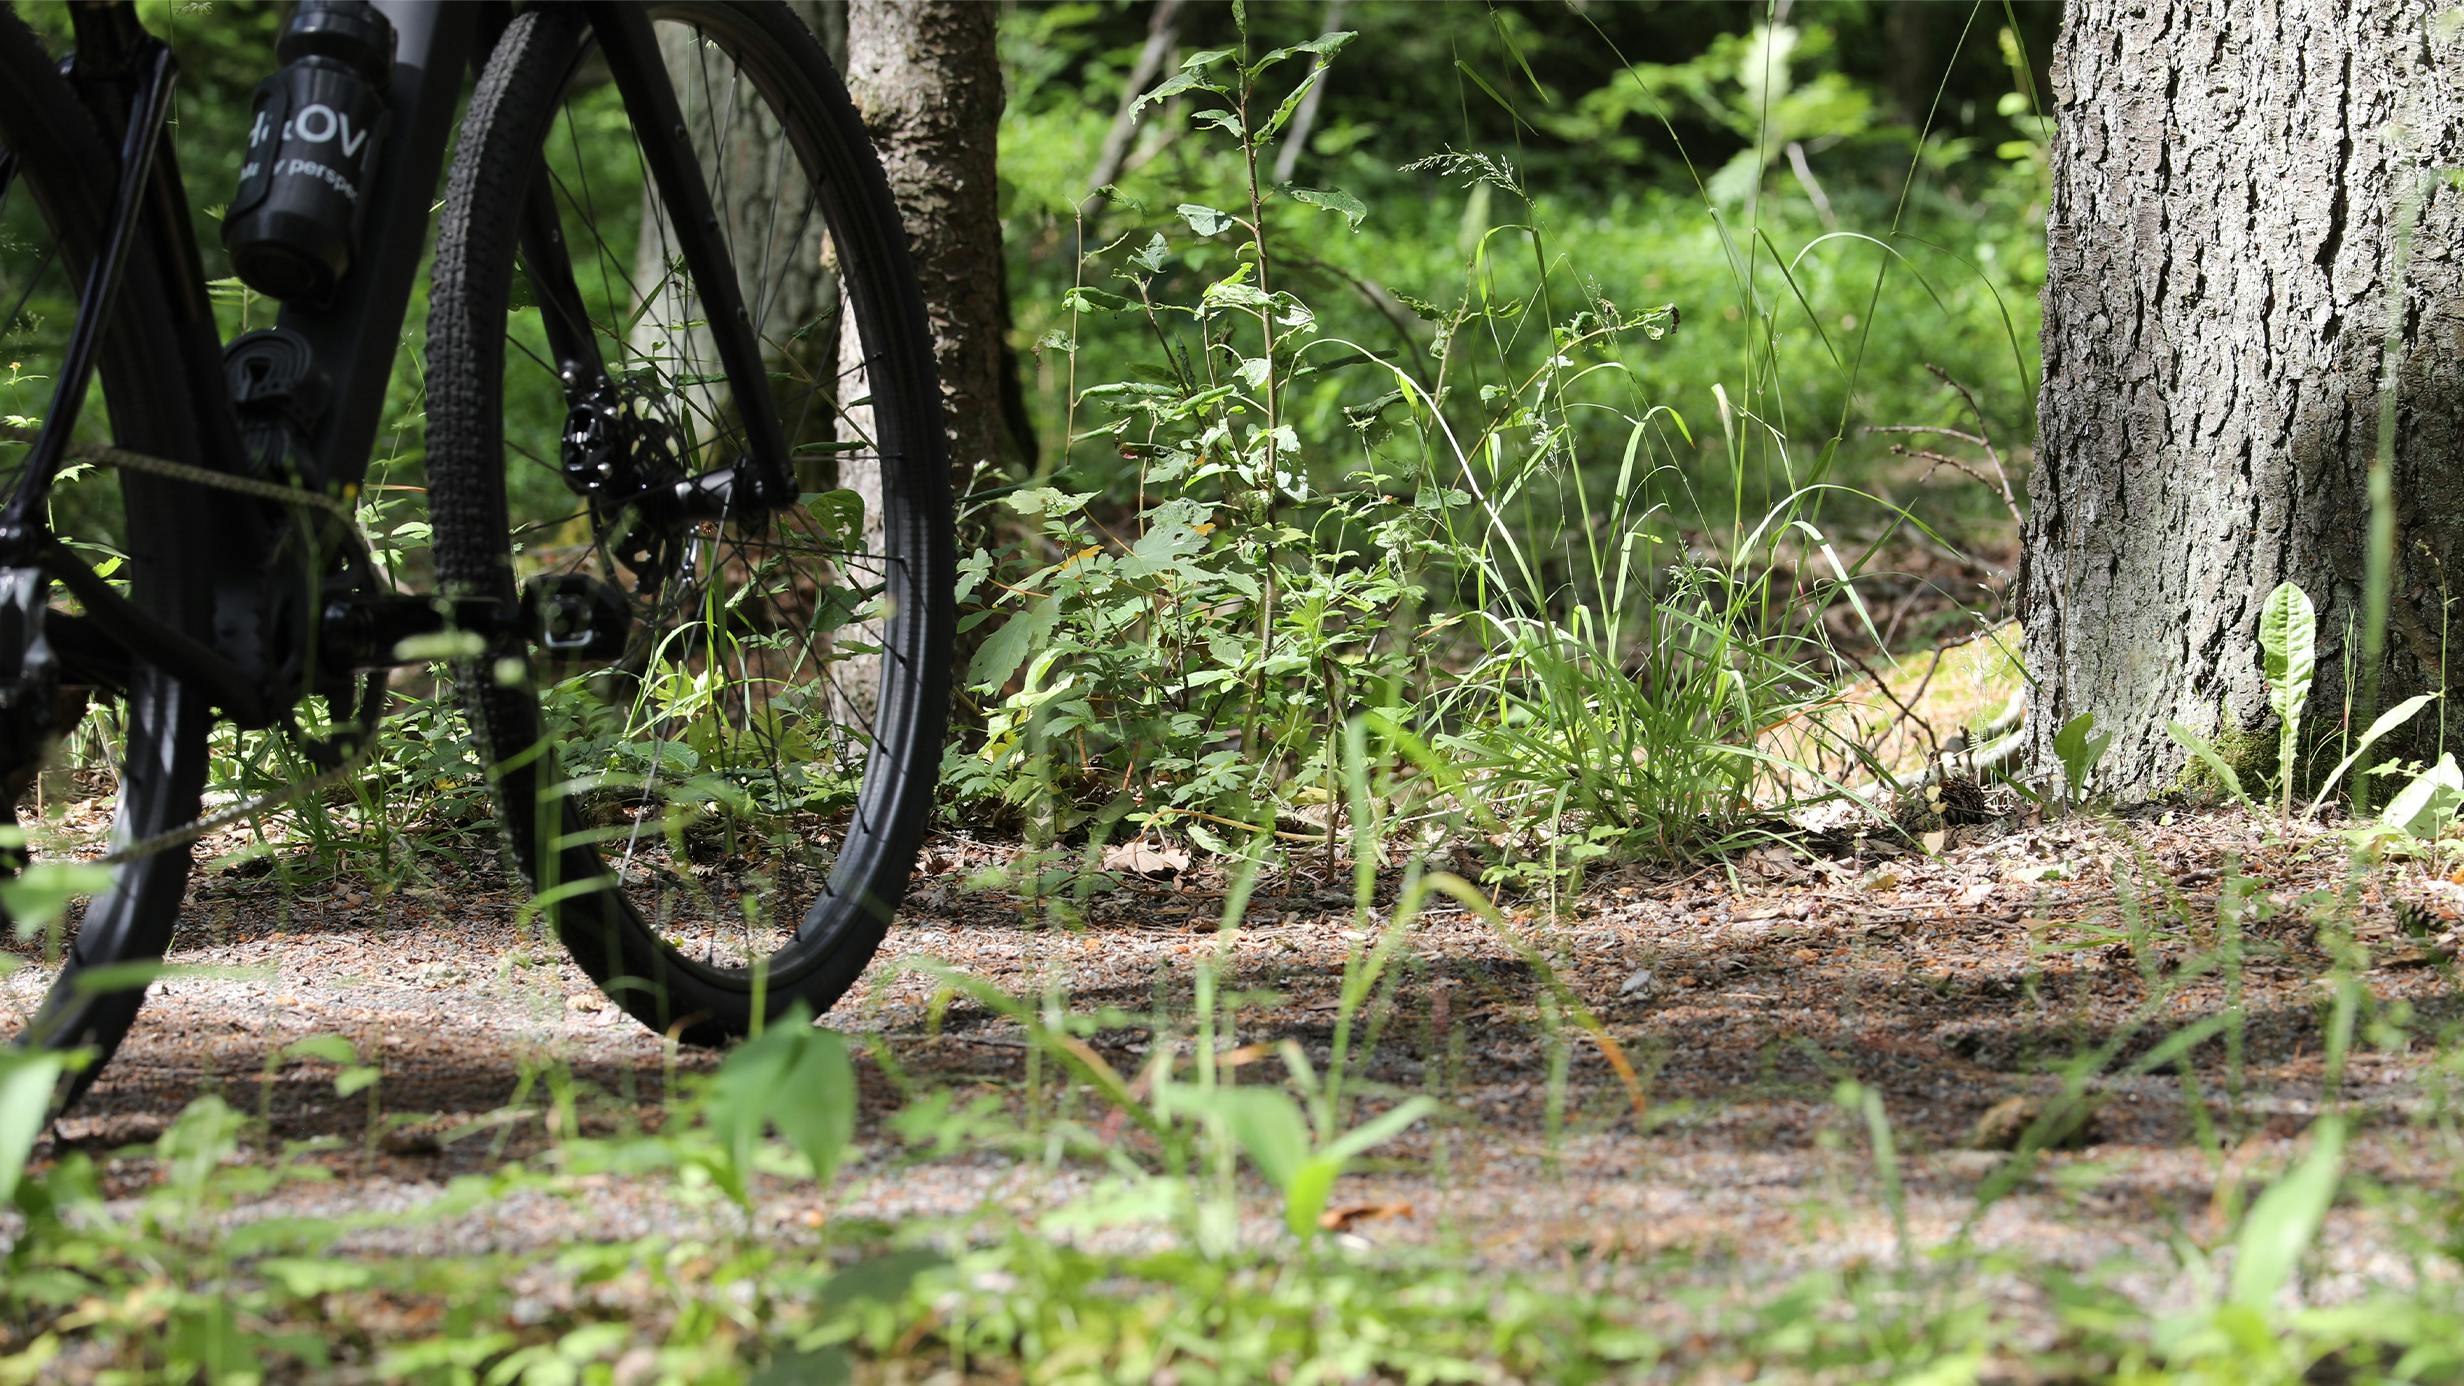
(2260, 580, 2317, 818)
(0, 1046, 67, 1207)
(2051, 710, 2112, 807)
(2171, 581, 2439, 824)
(1161, 1057, 1433, 1241)
(2382, 753, 2464, 843)
(2151, 1117, 2348, 1375)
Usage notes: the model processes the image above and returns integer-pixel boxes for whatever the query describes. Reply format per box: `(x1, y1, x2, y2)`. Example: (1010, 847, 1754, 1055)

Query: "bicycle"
(0, 0, 953, 1105)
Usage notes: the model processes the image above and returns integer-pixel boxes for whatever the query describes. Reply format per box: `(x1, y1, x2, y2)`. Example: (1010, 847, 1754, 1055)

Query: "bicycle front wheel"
(426, 1, 952, 1043)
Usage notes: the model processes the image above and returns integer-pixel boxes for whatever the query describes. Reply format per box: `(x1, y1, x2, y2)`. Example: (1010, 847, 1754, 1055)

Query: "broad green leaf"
(820, 1250, 947, 1309)
(770, 1028, 856, 1185)
(1191, 109, 1245, 139)
(1176, 203, 1235, 237)
(1247, 30, 1356, 76)
(1203, 278, 1275, 312)
(704, 1009, 815, 1201)
(1285, 1153, 1341, 1238)
(2383, 752, 2464, 839)
(1127, 61, 1229, 120)
(2260, 581, 2317, 814)
(1254, 67, 1325, 146)
(282, 1034, 362, 1067)
(2167, 720, 2251, 807)
(1287, 1098, 1435, 1237)
(1320, 1095, 1436, 1165)
(703, 1008, 856, 1198)
(2259, 581, 2316, 728)
(1173, 1086, 1310, 1189)
(1004, 486, 1099, 518)
(2228, 1117, 2344, 1309)
(0, 1047, 64, 1206)
(1287, 186, 1367, 230)
(966, 596, 1061, 692)
(801, 488, 866, 549)
(0, 860, 108, 940)
(2051, 712, 2112, 798)
(2308, 691, 2438, 815)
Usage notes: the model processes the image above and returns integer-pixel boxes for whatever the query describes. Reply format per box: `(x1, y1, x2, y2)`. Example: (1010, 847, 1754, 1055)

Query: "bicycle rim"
(429, 1, 951, 1041)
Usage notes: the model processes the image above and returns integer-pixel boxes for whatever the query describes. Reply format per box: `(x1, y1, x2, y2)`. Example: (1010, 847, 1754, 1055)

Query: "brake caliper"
(561, 381, 692, 595)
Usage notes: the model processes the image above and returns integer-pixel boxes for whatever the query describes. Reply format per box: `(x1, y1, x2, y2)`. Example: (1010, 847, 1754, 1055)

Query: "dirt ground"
(6, 803, 2460, 1327)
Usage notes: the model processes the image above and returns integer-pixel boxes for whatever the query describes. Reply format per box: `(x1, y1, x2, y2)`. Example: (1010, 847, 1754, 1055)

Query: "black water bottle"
(222, 1, 395, 304)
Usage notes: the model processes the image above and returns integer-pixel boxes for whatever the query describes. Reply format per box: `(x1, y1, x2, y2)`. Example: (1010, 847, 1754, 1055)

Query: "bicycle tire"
(0, 8, 222, 1102)
(427, 1, 952, 1044)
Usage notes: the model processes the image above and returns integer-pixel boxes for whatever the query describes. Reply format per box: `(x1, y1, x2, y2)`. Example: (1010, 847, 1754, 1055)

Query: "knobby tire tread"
(428, 1, 952, 1045)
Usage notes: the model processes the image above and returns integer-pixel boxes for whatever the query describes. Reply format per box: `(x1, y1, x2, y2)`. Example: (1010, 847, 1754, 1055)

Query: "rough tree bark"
(2024, 0, 2464, 799)
(834, 0, 1003, 715)
(836, 0, 1005, 495)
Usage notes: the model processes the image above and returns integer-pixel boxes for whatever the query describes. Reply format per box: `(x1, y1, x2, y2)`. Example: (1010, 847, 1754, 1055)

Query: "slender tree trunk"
(1082, 0, 1185, 213)
(836, 0, 1004, 492)
(835, 0, 1004, 715)
(2024, 0, 2464, 800)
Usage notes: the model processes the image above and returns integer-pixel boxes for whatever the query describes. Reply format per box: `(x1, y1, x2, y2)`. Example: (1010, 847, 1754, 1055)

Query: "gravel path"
(6, 805, 2457, 1319)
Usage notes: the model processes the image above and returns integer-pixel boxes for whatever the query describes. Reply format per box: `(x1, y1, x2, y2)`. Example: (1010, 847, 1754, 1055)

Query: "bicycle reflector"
(223, 0, 396, 304)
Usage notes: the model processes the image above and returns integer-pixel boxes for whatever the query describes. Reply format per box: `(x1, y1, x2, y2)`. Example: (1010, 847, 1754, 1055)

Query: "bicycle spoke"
(448, 5, 941, 992)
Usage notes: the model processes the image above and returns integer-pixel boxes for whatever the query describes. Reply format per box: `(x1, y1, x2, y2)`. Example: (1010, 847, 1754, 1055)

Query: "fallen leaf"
(1968, 1094, 2103, 1152)
(1743, 845, 1811, 884)
(2376, 944, 2454, 970)
(1104, 839, 1191, 879)
(1319, 1200, 1415, 1231)
(1215, 1042, 1275, 1071)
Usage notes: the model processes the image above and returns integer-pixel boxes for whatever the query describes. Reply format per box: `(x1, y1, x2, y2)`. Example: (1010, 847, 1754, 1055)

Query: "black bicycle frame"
(1, 0, 799, 724)
(280, 0, 486, 492)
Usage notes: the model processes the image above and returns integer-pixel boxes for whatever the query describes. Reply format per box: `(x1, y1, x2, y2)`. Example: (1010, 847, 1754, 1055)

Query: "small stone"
(1618, 967, 1658, 1002)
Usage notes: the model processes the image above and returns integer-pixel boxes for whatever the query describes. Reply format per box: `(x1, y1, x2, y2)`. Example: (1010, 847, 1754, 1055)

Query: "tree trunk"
(834, 0, 1003, 718)
(837, 0, 1004, 494)
(2023, 0, 2464, 800)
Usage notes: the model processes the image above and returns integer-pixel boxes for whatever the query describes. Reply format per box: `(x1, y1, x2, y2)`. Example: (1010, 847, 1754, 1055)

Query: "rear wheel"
(0, 9, 222, 1100)
(427, 2, 952, 1043)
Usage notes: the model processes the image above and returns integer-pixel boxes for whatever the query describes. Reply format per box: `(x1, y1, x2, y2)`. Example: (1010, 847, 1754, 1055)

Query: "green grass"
(951, 8, 2042, 881)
